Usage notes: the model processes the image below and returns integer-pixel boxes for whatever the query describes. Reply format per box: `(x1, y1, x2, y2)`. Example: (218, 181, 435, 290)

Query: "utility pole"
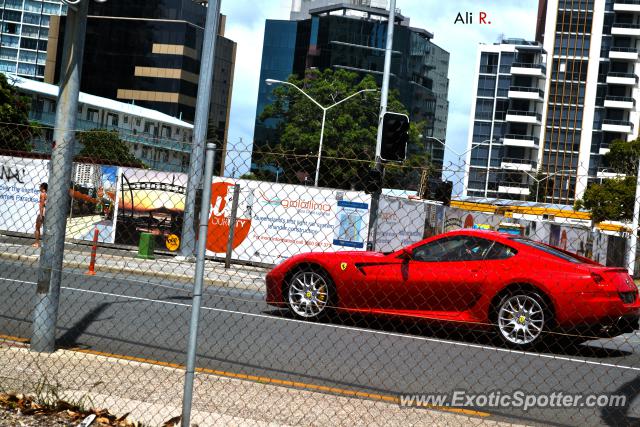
(32, 0, 89, 352)
(179, 0, 221, 259)
(368, 0, 396, 250)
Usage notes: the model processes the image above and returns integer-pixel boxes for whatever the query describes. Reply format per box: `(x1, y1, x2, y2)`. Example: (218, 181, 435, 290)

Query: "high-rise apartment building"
(0, 0, 65, 80)
(253, 3, 449, 175)
(539, 0, 640, 204)
(464, 39, 547, 200)
(464, 0, 640, 204)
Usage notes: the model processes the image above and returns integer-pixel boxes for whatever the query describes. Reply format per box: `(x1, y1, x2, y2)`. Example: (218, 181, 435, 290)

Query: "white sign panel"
(374, 195, 427, 252)
(206, 178, 371, 265)
(0, 156, 49, 234)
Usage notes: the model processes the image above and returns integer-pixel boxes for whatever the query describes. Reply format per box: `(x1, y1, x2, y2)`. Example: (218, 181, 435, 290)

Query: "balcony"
(29, 110, 192, 154)
(614, 0, 640, 13)
(505, 110, 542, 124)
(609, 47, 640, 60)
(601, 119, 634, 133)
(604, 95, 636, 109)
(498, 183, 530, 195)
(510, 62, 546, 78)
(507, 86, 544, 101)
(500, 158, 537, 172)
(502, 134, 540, 148)
(611, 22, 640, 37)
(606, 72, 639, 85)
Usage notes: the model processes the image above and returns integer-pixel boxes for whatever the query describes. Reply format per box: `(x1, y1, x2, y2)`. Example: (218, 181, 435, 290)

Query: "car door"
(402, 236, 493, 312)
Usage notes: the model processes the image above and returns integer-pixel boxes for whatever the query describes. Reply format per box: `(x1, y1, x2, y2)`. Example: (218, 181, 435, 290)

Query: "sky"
(219, 0, 539, 177)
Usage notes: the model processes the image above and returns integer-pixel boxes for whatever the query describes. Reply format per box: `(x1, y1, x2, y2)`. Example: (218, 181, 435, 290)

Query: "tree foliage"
(575, 137, 639, 223)
(576, 176, 635, 223)
(77, 129, 146, 168)
(255, 69, 431, 190)
(0, 73, 40, 152)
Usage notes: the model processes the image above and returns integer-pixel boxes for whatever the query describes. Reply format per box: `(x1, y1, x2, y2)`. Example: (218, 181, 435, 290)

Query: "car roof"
(439, 228, 513, 240)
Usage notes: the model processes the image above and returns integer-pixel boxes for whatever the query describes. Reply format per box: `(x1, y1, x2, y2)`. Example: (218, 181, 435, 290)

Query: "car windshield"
(510, 238, 584, 264)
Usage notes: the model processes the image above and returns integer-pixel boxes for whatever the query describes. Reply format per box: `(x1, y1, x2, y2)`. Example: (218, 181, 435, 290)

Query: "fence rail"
(0, 123, 640, 426)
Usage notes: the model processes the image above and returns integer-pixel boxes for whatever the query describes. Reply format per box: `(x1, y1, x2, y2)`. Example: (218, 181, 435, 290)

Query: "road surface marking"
(2, 277, 640, 373)
(68, 347, 489, 418)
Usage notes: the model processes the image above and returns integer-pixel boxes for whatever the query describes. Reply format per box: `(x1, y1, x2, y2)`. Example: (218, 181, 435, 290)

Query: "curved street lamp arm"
(325, 88, 378, 111)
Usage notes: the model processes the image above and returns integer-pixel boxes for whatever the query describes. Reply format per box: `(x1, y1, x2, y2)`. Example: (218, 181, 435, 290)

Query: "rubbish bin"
(137, 232, 155, 260)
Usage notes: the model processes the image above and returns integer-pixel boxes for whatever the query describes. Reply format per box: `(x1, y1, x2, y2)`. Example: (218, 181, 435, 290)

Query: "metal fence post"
(179, 0, 221, 260)
(32, 0, 89, 353)
(225, 184, 240, 269)
(628, 157, 640, 277)
(181, 142, 216, 427)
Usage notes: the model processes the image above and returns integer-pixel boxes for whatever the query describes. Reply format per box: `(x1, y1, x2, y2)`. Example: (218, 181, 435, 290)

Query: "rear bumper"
(556, 291, 640, 329)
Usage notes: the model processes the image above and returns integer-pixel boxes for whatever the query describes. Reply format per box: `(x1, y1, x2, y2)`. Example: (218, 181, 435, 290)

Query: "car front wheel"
(287, 269, 333, 320)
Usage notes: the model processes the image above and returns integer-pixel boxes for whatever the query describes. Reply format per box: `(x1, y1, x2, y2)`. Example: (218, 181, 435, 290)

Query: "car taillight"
(591, 272, 605, 286)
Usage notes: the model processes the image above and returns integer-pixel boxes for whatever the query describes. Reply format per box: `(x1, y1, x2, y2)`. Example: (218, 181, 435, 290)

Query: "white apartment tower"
(464, 0, 640, 205)
(464, 39, 547, 201)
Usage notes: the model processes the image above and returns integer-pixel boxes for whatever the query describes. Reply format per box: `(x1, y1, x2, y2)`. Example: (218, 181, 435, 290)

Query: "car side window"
(412, 236, 495, 262)
(485, 242, 517, 260)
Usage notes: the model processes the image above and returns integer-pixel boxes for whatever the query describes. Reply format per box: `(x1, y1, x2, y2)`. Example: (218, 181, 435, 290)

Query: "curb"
(0, 252, 229, 288)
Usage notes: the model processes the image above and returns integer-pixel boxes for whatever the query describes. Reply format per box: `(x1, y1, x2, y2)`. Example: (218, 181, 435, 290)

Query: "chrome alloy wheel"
(497, 294, 545, 345)
(288, 271, 329, 318)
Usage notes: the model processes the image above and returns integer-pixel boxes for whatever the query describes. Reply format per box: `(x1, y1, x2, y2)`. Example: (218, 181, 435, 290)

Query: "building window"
(107, 113, 119, 127)
(123, 116, 129, 125)
(474, 99, 494, 121)
(86, 108, 99, 122)
(477, 76, 496, 97)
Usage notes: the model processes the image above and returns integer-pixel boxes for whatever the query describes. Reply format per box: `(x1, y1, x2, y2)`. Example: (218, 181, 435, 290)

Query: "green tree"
(0, 73, 40, 152)
(576, 176, 635, 223)
(256, 68, 429, 190)
(575, 137, 639, 222)
(603, 138, 640, 176)
(77, 129, 146, 168)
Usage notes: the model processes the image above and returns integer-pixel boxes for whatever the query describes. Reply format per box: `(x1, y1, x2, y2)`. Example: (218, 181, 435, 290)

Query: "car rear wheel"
(287, 269, 333, 320)
(496, 292, 547, 348)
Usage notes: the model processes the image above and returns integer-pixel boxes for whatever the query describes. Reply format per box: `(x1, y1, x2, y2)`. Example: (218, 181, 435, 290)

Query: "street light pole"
(316, 109, 327, 187)
(265, 79, 376, 186)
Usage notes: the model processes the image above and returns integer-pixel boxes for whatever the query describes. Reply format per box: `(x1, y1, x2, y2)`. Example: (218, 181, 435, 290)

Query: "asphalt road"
(2, 257, 640, 426)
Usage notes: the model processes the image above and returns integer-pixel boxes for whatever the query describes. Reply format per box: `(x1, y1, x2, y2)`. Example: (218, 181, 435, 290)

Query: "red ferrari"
(266, 229, 640, 348)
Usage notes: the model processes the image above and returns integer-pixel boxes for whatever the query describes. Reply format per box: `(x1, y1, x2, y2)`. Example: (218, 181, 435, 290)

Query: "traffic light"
(422, 179, 453, 206)
(380, 112, 409, 162)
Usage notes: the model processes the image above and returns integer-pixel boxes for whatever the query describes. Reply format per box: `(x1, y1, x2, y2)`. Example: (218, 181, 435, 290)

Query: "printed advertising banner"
(0, 156, 49, 235)
(0, 156, 120, 243)
(374, 196, 427, 252)
(115, 167, 186, 249)
(207, 178, 372, 265)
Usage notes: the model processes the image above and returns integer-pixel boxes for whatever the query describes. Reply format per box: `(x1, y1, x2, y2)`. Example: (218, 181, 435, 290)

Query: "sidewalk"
(0, 340, 520, 426)
(0, 235, 268, 293)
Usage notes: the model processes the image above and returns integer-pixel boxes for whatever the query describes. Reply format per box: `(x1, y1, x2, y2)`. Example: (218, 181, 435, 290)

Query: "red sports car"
(266, 229, 640, 348)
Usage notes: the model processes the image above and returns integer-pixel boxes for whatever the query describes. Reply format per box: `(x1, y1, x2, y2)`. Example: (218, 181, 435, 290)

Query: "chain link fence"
(1, 123, 640, 426)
